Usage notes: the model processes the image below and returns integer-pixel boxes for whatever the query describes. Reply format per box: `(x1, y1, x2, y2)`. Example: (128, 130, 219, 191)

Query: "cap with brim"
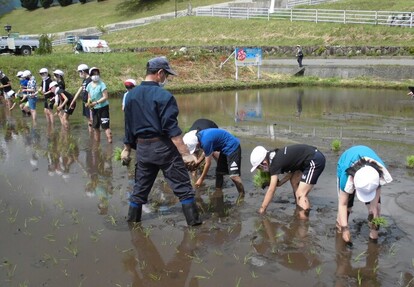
(124, 79, 136, 87)
(6, 90, 15, 97)
(182, 130, 198, 154)
(148, 57, 177, 76)
(354, 165, 379, 203)
(49, 81, 59, 90)
(250, 146, 268, 172)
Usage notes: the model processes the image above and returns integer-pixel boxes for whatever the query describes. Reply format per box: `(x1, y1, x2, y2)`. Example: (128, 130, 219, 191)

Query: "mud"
(0, 87, 413, 286)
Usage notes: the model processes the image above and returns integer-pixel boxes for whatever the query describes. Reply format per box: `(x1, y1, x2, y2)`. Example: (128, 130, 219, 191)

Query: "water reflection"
(252, 207, 322, 272)
(334, 234, 380, 287)
(234, 91, 262, 122)
(124, 226, 200, 287)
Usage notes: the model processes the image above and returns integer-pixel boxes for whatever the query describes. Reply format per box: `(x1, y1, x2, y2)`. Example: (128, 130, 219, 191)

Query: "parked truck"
(0, 36, 39, 55)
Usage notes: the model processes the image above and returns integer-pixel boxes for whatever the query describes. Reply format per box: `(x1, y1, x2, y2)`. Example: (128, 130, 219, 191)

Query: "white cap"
(53, 69, 64, 76)
(16, 71, 23, 77)
(49, 81, 59, 89)
(39, 68, 48, 74)
(89, 67, 99, 75)
(250, 146, 268, 172)
(22, 70, 31, 77)
(7, 90, 15, 97)
(354, 166, 379, 203)
(77, 64, 89, 71)
(182, 130, 199, 154)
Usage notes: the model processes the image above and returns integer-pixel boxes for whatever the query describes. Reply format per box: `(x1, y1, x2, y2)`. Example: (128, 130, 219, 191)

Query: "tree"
(36, 34, 53, 55)
(57, 0, 73, 7)
(116, 0, 168, 16)
(40, 0, 53, 8)
(20, 0, 39, 10)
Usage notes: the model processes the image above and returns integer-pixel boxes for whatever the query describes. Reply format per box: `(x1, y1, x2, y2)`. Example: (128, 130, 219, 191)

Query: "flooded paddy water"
(0, 87, 413, 286)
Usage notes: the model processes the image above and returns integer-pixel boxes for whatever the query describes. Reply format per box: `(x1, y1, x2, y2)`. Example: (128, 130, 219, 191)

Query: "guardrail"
(195, 7, 414, 28)
(285, 0, 341, 8)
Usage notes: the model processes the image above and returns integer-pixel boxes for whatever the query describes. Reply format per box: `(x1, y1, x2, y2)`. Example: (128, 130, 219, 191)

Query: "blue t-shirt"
(86, 80, 108, 109)
(197, 128, 240, 156)
(337, 145, 386, 192)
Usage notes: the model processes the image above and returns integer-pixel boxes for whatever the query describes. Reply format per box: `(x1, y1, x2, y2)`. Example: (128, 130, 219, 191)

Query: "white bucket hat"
(250, 146, 268, 172)
(182, 130, 199, 154)
(354, 165, 379, 203)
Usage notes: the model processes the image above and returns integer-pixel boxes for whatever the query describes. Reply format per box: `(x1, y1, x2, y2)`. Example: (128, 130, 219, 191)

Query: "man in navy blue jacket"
(122, 57, 201, 226)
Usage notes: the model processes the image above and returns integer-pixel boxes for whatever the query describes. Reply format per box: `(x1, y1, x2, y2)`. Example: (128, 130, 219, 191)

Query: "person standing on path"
(296, 45, 304, 68)
(250, 144, 326, 218)
(336, 145, 393, 244)
(121, 56, 201, 226)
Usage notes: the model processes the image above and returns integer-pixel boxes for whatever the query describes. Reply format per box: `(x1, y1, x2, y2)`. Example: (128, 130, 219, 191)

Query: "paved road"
(263, 58, 414, 66)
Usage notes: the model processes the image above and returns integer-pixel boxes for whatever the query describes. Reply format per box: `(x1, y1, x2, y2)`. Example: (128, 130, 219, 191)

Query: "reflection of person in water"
(296, 89, 303, 118)
(83, 142, 113, 214)
(335, 233, 380, 287)
(124, 226, 200, 287)
(253, 207, 321, 271)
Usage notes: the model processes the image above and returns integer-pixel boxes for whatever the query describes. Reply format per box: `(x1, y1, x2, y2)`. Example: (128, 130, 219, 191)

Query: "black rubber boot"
(182, 201, 202, 226)
(127, 204, 142, 223)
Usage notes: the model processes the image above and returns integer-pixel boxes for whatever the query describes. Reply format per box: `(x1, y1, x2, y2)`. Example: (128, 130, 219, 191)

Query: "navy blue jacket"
(123, 81, 182, 149)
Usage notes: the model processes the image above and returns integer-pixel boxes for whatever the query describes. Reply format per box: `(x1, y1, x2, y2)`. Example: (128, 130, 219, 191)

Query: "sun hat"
(124, 79, 136, 88)
(77, 64, 89, 72)
(354, 166, 379, 203)
(53, 69, 64, 76)
(39, 68, 48, 74)
(147, 56, 177, 76)
(16, 71, 23, 77)
(182, 130, 199, 154)
(49, 81, 59, 89)
(250, 146, 268, 172)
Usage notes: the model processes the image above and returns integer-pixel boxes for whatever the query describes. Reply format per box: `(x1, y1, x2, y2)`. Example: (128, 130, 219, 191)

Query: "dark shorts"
(65, 101, 76, 115)
(346, 192, 381, 208)
(216, 145, 242, 177)
(82, 102, 91, 118)
(301, 149, 325, 185)
(130, 138, 195, 204)
(92, 105, 110, 130)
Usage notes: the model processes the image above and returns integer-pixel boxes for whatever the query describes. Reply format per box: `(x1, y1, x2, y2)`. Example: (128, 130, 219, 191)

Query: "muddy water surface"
(0, 87, 413, 286)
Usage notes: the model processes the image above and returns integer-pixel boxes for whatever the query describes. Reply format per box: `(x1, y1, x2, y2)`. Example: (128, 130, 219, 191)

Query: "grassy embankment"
(1, 0, 414, 95)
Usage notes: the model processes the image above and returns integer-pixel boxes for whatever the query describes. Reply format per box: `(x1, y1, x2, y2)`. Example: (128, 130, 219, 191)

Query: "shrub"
(331, 139, 342, 152)
(40, 0, 53, 8)
(57, 0, 72, 7)
(20, 0, 39, 10)
(406, 155, 414, 169)
(37, 34, 53, 55)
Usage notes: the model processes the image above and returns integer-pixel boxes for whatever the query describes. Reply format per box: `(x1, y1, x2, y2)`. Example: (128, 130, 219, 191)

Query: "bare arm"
(277, 173, 292, 187)
(259, 175, 279, 215)
(70, 86, 83, 108)
(195, 155, 211, 187)
(171, 135, 197, 169)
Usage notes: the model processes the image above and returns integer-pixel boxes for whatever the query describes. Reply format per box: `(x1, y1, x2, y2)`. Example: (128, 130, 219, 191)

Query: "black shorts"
(216, 145, 242, 177)
(92, 105, 110, 130)
(65, 101, 76, 115)
(301, 150, 325, 185)
(82, 102, 91, 118)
